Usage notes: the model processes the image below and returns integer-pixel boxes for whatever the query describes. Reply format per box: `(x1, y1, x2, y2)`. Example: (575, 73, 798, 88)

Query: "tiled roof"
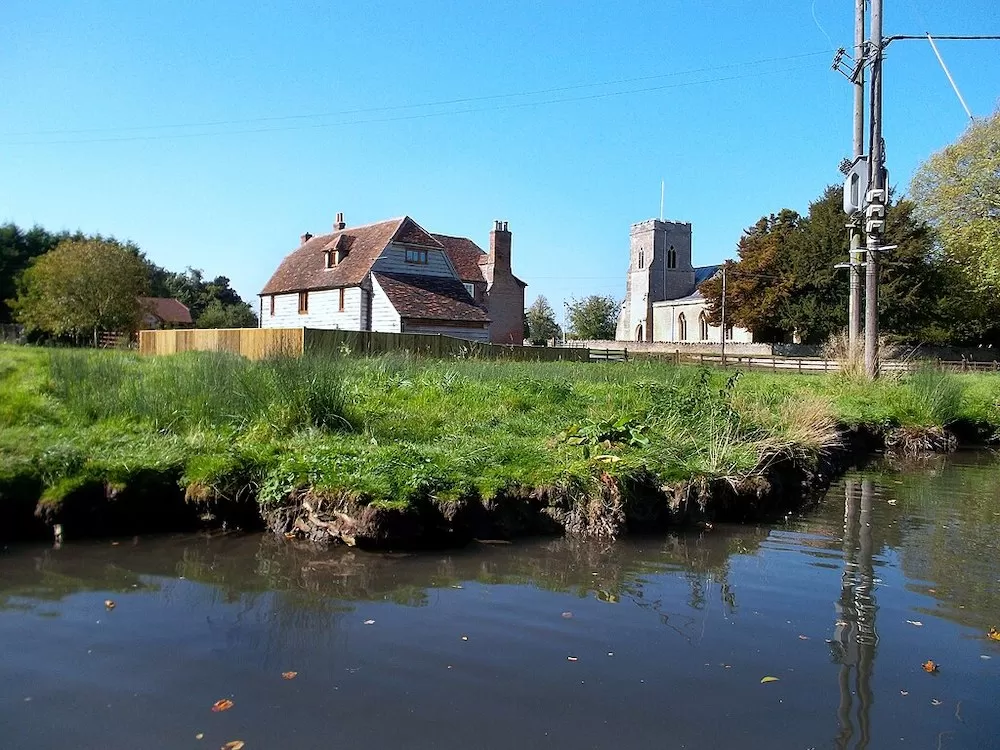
(694, 265, 721, 286)
(140, 297, 192, 324)
(374, 272, 490, 323)
(260, 216, 442, 295)
(432, 233, 488, 283)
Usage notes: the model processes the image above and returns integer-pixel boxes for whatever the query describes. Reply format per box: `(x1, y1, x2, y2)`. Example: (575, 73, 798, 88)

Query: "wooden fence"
(139, 327, 591, 363)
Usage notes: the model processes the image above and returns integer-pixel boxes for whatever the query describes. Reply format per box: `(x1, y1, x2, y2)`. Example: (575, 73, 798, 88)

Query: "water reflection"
(833, 478, 879, 750)
(1, 454, 999, 750)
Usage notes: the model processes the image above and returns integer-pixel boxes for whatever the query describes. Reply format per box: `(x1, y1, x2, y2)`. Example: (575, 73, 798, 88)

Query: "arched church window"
(667, 245, 677, 269)
(636, 324, 644, 342)
(678, 312, 687, 341)
(699, 312, 710, 341)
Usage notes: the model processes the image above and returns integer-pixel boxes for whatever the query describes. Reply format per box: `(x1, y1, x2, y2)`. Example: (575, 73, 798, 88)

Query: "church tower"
(616, 219, 694, 341)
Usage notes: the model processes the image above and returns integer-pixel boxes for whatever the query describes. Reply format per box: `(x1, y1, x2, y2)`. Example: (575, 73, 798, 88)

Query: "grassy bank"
(1, 345, 998, 543)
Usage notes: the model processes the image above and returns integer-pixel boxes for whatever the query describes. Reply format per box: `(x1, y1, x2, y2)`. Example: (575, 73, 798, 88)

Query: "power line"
(2, 54, 833, 145)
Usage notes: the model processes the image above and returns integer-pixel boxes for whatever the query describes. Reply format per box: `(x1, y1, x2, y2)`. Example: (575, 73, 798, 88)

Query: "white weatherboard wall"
(262, 288, 363, 330)
(370, 276, 402, 333)
(371, 243, 458, 278)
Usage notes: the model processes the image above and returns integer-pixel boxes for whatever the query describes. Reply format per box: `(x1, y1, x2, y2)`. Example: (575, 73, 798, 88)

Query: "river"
(2, 453, 999, 749)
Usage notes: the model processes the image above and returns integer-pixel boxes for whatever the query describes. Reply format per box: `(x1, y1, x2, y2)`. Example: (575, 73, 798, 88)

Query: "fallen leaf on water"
(211, 699, 234, 712)
(567, 656, 578, 662)
(931, 699, 942, 706)
(561, 612, 573, 619)
(281, 671, 297, 680)
(906, 620, 924, 627)
(798, 635, 809, 640)
(221, 742, 245, 750)
(760, 676, 780, 684)
(922, 660, 939, 673)
(900, 690, 909, 696)
(195, 733, 204, 740)
(987, 627, 1000, 642)
(104, 600, 116, 610)
(363, 619, 375, 625)
(981, 655, 992, 660)
(461, 636, 468, 641)
(451, 585, 463, 589)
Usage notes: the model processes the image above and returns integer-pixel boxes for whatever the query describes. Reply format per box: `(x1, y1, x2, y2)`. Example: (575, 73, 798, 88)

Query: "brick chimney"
(488, 220, 511, 272)
(300, 232, 313, 245)
(333, 212, 346, 231)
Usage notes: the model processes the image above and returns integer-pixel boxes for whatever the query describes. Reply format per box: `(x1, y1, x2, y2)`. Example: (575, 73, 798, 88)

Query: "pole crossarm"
(883, 34, 1000, 46)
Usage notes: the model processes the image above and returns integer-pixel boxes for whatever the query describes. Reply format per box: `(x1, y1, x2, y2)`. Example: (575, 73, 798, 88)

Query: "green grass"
(1, 344, 998, 515)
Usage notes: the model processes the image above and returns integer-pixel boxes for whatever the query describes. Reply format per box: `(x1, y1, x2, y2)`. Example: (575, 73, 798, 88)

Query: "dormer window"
(405, 248, 428, 264)
(463, 282, 475, 299)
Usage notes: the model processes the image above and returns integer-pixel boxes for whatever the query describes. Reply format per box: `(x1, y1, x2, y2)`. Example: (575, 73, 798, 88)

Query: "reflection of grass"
(2, 345, 999, 523)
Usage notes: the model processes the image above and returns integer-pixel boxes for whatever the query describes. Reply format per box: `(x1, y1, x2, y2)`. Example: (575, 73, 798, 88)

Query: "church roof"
(694, 265, 720, 286)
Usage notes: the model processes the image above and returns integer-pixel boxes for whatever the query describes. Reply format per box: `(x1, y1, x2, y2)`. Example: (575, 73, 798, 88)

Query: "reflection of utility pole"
(833, 478, 878, 750)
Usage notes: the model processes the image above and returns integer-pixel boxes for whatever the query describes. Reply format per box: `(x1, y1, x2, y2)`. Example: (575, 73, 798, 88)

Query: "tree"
(525, 295, 561, 345)
(702, 186, 944, 344)
(910, 109, 1000, 293)
(196, 299, 259, 329)
(0, 224, 69, 323)
(145, 265, 257, 328)
(13, 238, 149, 345)
(566, 295, 618, 340)
(700, 209, 799, 341)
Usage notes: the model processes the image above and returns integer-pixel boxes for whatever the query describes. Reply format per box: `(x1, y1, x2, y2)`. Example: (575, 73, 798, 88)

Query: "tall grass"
(47, 349, 350, 434)
(4, 344, 998, 513)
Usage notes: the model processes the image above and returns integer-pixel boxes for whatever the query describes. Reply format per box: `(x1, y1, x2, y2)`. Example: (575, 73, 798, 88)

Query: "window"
(638, 249, 644, 269)
(677, 312, 687, 341)
(298, 291, 309, 314)
(325, 250, 334, 269)
(699, 312, 710, 341)
(667, 245, 677, 270)
(463, 282, 475, 299)
(338, 288, 345, 312)
(725, 325, 734, 341)
(405, 248, 428, 264)
(636, 324, 644, 342)
(269, 295, 275, 316)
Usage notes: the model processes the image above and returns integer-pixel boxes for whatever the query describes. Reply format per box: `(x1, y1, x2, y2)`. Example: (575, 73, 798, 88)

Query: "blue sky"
(2, 1, 998, 321)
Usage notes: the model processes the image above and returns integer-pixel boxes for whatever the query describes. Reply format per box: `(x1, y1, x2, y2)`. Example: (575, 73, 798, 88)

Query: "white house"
(259, 214, 526, 343)
(615, 218, 753, 344)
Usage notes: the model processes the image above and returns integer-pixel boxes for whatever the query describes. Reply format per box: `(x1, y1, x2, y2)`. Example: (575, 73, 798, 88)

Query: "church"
(615, 218, 753, 344)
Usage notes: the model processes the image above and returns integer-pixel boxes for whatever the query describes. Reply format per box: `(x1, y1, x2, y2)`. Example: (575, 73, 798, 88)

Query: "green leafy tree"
(566, 295, 618, 340)
(525, 295, 561, 345)
(910, 109, 1000, 293)
(700, 209, 799, 341)
(13, 238, 149, 345)
(702, 186, 944, 344)
(196, 299, 259, 329)
(148, 266, 257, 327)
(0, 224, 72, 323)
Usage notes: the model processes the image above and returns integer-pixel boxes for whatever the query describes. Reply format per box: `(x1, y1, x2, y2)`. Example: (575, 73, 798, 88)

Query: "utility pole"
(848, 0, 865, 358)
(720, 262, 728, 367)
(864, 0, 886, 379)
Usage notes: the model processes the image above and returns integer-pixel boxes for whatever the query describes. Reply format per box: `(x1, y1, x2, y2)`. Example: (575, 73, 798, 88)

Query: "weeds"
(2, 344, 998, 515)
